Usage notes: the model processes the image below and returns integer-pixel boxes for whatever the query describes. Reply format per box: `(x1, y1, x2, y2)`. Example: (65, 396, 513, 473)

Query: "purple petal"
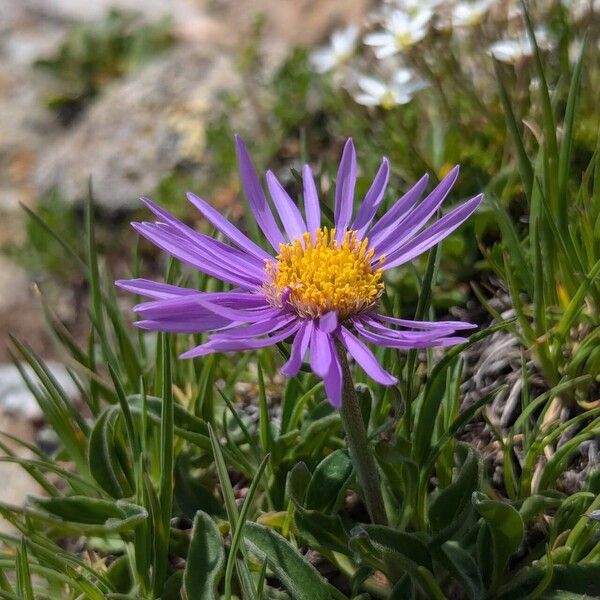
(366, 173, 429, 242)
(281, 320, 313, 376)
(358, 316, 458, 341)
(371, 166, 460, 258)
(319, 311, 338, 333)
(302, 165, 321, 237)
(235, 135, 286, 251)
(133, 222, 262, 289)
(180, 319, 300, 358)
(266, 171, 307, 242)
(352, 158, 390, 238)
(151, 220, 267, 281)
(334, 139, 357, 242)
(135, 316, 232, 333)
(188, 298, 283, 323)
(186, 192, 272, 262)
(322, 338, 343, 408)
(141, 197, 265, 271)
(338, 326, 397, 385)
(382, 194, 483, 270)
(372, 312, 477, 331)
(115, 279, 199, 300)
(310, 326, 332, 377)
(135, 292, 267, 317)
(130, 291, 267, 334)
(208, 313, 295, 340)
(354, 320, 467, 349)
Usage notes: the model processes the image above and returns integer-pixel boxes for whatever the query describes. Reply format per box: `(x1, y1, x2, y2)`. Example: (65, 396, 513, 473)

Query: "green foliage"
(488, 28, 600, 406)
(35, 9, 173, 122)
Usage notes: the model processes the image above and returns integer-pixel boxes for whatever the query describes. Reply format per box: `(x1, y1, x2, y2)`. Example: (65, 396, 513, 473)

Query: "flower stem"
(336, 343, 388, 526)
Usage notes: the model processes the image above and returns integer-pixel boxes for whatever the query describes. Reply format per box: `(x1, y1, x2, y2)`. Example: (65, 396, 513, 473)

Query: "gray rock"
(35, 46, 240, 211)
(0, 409, 41, 533)
(22, 0, 195, 23)
(0, 257, 30, 312)
(0, 362, 79, 421)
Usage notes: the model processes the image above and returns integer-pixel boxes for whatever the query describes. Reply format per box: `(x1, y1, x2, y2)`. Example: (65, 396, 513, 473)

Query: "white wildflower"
(353, 69, 428, 108)
(451, 0, 494, 28)
(488, 28, 552, 63)
(364, 9, 432, 59)
(311, 25, 360, 74)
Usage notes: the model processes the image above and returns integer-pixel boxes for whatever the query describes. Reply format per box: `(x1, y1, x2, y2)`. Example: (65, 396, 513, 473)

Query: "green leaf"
(412, 362, 448, 464)
(257, 363, 273, 454)
(429, 444, 479, 533)
(287, 463, 351, 555)
(551, 493, 594, 542)
(184, 511, 225, 600)
(174, 458, 225, 519)
(472, 492, 524, 588)
(357, 525, 432, 573)
(497, 564, 600, 599)
(434, 541, 484, 600)
(493, 59, 533, 197)
(127, 395, 210, 450)
(25, 496, 147, 534)
(224, 453, 270, 600)
(88, 406, 133, 498)
(161, 571, 184, 600)
(243, 522, 330, 600)
(153, 333, 175, 597)
(15, 541, 34, 600)
(306, 450, 354, 514)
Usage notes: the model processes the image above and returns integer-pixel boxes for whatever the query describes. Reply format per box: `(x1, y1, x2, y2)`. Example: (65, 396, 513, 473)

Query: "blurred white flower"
(364, 9, 432, 59)
(311, 25, 360, 74)
(392, 0, 444, 16)
(451, 0, 494, 27)
(562, 0, 600, 22)
(353, 69, 428, 108)
(488, 28, 552, 63)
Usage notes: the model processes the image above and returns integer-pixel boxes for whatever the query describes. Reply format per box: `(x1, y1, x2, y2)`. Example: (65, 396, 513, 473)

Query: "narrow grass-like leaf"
(257, 363, 273, 454)
(153, 333, 174, 596)
(15, 541, 34, 600)
(224, 454, 270, 600)
(493, 59, 533, 195)
(208, 423, 239, 528)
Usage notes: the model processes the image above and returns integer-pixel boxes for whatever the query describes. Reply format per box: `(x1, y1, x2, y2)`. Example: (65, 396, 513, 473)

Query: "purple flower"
(117, 137, 482, 407)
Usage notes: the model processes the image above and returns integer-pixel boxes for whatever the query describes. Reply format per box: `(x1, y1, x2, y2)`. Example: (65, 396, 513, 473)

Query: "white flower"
(451, 0, 494, 27)
(488, 28, 552, 63)
(353, 69, 428, 108)
(364, 9, 432, 59)
(311, 25, 359, 74)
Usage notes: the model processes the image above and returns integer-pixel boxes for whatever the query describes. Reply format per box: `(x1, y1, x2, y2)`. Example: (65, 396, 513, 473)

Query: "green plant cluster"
(1, 7, 600, 600)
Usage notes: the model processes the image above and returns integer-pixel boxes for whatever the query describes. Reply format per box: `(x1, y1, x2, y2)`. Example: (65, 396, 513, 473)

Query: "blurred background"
(0, 0, 598, 519)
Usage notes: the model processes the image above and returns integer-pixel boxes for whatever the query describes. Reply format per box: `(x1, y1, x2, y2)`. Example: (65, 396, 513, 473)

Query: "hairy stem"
(337, 343, 388, 526)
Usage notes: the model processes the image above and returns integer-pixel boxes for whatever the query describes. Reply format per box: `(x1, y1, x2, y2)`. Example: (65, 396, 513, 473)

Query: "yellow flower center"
(395, 31, 414, 49)
(264, 227, 384, 319)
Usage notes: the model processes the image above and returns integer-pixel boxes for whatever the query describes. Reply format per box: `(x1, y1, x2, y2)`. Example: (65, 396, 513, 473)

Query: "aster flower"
(117, 138, 482, 407)
(353, 69, 428, 108)
(311, 25, 359, 74)
(364, 9, 432, 58)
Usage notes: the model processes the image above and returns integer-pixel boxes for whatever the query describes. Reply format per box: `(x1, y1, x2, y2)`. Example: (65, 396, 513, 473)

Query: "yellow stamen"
(264, 227, 384, 319)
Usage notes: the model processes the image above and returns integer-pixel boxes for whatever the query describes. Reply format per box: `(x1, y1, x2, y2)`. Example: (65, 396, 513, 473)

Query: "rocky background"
(0, 0, 369, 528)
